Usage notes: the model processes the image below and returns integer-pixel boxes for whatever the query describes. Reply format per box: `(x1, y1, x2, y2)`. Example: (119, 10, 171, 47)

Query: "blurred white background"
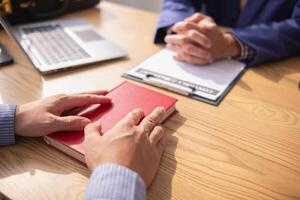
(104, 0, 163, 12)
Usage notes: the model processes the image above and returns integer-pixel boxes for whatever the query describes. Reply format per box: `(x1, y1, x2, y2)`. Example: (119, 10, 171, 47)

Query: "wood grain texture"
(0, 1, 300, 200)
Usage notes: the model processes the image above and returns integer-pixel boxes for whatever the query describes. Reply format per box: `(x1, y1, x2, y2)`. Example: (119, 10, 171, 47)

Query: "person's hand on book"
(84, 107, 166, 187)
(15, 90, 112, 137)
(165, 13, 241, 65)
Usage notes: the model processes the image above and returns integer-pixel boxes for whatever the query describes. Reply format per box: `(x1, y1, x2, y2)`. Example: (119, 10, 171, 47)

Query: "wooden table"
(0, 1, 300, 200)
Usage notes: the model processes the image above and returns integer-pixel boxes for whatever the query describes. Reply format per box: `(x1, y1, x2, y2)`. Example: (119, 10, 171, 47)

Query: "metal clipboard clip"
(143, 74, 196, 96)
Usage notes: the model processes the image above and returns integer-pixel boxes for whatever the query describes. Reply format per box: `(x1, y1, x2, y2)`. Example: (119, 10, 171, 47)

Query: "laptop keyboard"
(22, 24, 91, 65)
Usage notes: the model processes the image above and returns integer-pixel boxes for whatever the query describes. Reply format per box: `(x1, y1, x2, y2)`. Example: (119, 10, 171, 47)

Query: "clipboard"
(123, 49, 246, 106)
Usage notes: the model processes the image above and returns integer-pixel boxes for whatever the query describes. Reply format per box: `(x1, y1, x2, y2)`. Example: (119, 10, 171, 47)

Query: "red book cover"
(44, 81, 177, 162)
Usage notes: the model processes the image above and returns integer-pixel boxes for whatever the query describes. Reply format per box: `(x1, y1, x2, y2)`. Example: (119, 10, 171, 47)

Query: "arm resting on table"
(232, 1, 300, 66)
(84, 163, 146, 200)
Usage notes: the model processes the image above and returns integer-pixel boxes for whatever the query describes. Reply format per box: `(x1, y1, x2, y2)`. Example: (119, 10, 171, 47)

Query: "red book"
(44, 81, 177, 162)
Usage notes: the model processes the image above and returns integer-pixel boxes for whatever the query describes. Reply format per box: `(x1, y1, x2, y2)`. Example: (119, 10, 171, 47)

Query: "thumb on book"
(84, 120, 102, 138)
(54, 116, 91, 132)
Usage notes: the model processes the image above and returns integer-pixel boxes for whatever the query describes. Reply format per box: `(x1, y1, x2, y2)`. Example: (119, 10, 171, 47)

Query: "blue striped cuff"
(234, 36, 255, 61)
(0, 104, 17, 146)
(84, 163, 146, 200)
(228, 32, 255, 63)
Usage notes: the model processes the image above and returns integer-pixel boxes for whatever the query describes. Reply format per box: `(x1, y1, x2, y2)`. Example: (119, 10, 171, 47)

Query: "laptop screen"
(0, 16, 33, 63)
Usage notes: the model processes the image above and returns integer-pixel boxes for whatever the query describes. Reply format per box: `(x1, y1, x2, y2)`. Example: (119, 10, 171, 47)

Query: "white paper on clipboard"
(125, 49, 245, 102)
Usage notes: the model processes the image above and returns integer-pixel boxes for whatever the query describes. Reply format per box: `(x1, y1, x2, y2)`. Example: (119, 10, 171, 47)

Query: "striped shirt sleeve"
(234, 36, 256, 62)
(0, 104, 16, 146)
(84, 163, 146, 200)
(229, 32, 256, 63)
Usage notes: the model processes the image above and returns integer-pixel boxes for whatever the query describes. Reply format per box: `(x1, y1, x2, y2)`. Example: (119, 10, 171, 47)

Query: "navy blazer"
(155, 0, 300, 66)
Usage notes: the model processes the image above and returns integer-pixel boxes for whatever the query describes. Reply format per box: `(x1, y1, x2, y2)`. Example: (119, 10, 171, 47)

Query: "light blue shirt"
(0, 104, 146, 200)
(85, 164, 146, 200)
(0, 104, 16, 146)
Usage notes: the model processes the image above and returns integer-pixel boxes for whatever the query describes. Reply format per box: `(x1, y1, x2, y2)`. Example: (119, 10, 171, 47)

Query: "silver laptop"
(0, 17, 127, 74)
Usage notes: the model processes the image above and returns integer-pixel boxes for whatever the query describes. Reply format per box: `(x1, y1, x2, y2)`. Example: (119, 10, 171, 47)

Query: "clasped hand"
(165, 13, 241, 65)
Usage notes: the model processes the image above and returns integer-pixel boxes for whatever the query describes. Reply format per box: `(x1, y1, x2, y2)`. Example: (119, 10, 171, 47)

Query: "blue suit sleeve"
(84, 164, 146, 200)
(154, 0, 200, 43)
(232, 1, 300, 67)
(0, 104, 16, 146)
